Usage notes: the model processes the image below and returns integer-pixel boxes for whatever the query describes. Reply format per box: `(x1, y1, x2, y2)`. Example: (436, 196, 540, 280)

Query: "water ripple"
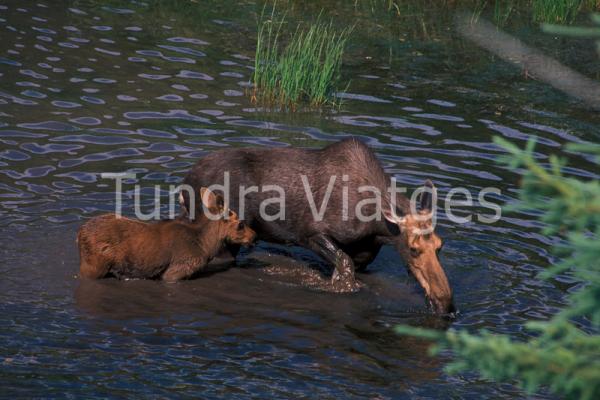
(176, 69, 214, 80)
(157, 45, 206, 58)
(51, 134, 147, 145)
(20, 143, 82, 154)
(59, 148, 143, 168)
(0, 130, 47, 138)
(167, 37, 209, 45)
(18, 121, 79, 131)
(0, 3, 595, 399)
(124, 110, 213, 123)
(0, 150, 30, 161)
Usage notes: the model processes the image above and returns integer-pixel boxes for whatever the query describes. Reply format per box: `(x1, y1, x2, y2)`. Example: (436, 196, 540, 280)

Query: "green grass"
(532, 0, 586, 23)
(493, 0, 517, 26)
(469, 0, 488, 24)
(252, 8, 351, 110)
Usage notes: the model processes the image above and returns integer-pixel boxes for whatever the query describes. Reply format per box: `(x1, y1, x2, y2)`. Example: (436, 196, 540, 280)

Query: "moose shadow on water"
(73, 240, 452, 394)
(1, 222, 451, 395)
(74, 240, 448, 326)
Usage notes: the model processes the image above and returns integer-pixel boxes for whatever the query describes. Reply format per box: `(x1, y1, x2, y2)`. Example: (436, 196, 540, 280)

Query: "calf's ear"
(179, 191, 189, 216)
(215, 193, 225, 209)
(199, 187, 219, 210)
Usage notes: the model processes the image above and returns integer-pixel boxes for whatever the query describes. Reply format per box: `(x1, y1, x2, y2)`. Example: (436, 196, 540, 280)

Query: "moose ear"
(383, 205, 406, 225)
(215, 193, 225, 209)
(199, 187, 219, 210)
(179, 191, 188, 215)
(419, 179, 436, 212)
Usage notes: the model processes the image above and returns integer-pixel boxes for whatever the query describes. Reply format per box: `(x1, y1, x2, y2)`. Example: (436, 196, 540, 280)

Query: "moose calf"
(77, 188, 256, 282)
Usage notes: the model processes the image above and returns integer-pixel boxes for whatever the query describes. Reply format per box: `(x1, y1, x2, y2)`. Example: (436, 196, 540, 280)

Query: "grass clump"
(533, 0, 586, 24)
(493, 0, 517, 26)
(252, 8, 351, 110)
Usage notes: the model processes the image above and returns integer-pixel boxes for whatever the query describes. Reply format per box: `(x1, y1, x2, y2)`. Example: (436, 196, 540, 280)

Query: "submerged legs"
(307, 234, 362, 292)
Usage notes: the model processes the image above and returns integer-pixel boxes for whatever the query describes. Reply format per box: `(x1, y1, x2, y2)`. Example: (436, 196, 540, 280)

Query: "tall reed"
(532, 0, 585, 23)
(252, 8, 351, 110)
(493, 0, 517, 26)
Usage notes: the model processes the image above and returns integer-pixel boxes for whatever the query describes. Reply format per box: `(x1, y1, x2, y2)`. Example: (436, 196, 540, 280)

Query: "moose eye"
(237, 221, 245, 230)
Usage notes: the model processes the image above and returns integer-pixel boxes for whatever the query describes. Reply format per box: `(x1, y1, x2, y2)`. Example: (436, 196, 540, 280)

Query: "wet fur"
(182, 138, 407, 255)
(181, 138, 454, 312)
(78, 204, 255, 282)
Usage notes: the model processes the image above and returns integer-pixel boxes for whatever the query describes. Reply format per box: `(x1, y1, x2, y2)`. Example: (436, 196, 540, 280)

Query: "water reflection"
(0, 0, 593, 398)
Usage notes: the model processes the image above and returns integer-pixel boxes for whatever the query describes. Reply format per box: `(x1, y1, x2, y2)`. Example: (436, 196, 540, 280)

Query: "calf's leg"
(162, 256, 205, 283)
(306, 234, 361, 292)
(79, 255, 111, 279)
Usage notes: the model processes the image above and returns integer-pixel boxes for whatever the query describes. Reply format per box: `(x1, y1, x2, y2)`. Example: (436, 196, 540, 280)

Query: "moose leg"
(222, 243, 241, 260)
(207, 243, 240, 267)
(306, 234, 361, 293)
(341, 239, 381, 273)
(79, 258, 110, 279)
(352, 250, 379, 272)
(162, 257, 205, 283)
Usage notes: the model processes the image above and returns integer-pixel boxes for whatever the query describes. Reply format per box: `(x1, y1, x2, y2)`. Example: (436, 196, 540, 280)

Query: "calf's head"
(198, 187, 256, 247)
(384, 180, 455, 316)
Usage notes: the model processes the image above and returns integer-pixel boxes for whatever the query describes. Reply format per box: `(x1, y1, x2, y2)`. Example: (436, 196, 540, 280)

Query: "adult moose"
(181, 138, 455, 315)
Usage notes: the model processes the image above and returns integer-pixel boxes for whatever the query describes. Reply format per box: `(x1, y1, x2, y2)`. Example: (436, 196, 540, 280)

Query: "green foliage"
(493, 0, 517, 26)
(252, 6, 351, 110)
(469, 0, 488, 24)
(543, 13, 600, 56)
(396, 137, 600, 399)
(396, 321, 600, 398)
(532, 0, 586, 24)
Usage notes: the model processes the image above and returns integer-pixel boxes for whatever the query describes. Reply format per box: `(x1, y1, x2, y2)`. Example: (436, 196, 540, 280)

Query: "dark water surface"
(1, 1, 599, 398)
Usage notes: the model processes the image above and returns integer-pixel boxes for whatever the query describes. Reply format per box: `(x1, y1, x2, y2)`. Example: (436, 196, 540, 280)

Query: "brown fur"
(182, 139, 455, 314)
(77, 188, 256, 282)
(394, 211, 451, 313)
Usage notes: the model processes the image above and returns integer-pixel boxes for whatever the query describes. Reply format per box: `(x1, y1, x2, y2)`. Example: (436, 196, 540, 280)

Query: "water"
(1, 0, 599, 398)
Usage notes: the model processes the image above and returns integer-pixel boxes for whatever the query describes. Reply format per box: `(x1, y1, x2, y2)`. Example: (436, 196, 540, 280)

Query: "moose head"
(384, 180, 455, 316)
